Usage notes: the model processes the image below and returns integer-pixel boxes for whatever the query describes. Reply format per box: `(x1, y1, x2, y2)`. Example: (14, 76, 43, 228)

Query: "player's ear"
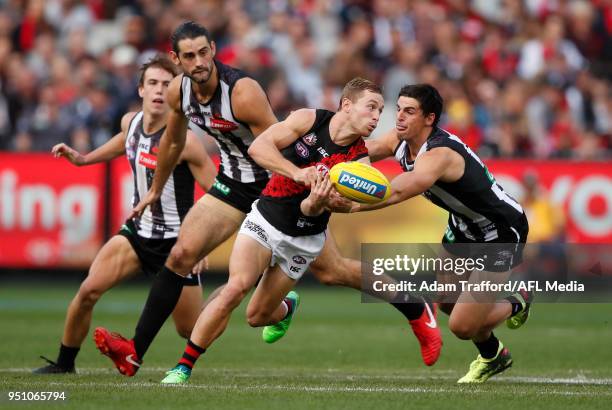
(425, 112, 436, 127)
(138, 85, 144, 98)
(170, 51, 180, 65)
(210, 40, 216, 58)
(341, 97, 351, 113)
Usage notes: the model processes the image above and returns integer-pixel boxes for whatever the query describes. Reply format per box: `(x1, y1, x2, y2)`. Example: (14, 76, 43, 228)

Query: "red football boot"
(409, 301, 443, 366)
(93, 327, 141, 376)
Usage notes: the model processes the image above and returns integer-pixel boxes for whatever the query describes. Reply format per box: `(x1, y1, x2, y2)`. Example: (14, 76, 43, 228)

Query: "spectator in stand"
(518, 14, 584, 81)
(445, 96, 483, 152)
(14, 83, 75, 152)
(0, 0, 609, 160)
(72, 78, 116, 150)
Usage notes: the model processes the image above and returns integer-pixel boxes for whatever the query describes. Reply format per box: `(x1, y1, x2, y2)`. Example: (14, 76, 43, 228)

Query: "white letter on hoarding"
(0, 170, 16, 229)
(59, 186, 97, 245)
(570, 176, 612, 237)
(549, 176, 572, 206)
(20, 185, 55, 229)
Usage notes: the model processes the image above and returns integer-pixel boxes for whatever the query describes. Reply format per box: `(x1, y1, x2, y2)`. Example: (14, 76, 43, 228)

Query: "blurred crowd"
(0, 0, 610, 159)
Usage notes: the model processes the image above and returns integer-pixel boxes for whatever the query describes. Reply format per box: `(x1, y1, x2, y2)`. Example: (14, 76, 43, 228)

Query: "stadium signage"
(1, 156, 609, 268)
(0, 153, 104, 267)
(487, 161, 612, 242)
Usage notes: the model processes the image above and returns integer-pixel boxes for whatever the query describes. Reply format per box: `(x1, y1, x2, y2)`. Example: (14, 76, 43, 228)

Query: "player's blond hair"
(338, 78, 382, 110)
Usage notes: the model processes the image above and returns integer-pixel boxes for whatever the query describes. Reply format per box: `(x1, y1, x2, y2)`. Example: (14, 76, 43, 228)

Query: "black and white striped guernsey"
(125, 111, 194, 239)
(180, 60, 270, 183)
(395, 127, 524, 242)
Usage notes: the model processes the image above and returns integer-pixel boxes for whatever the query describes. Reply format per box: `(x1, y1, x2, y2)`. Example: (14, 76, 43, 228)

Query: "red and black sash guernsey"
(256, 109, 368, 236)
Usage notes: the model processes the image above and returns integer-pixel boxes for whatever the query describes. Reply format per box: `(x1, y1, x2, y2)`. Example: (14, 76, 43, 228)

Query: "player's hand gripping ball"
(329, 162, 391, 204)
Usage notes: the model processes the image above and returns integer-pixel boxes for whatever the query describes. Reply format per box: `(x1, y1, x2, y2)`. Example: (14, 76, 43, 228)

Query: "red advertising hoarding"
(485, 160, 612, 243)
(375, 159, 612, 243)
(0, 153, 106, 268)
(0, 153, 610, 269)
(109, 157, 134, 235)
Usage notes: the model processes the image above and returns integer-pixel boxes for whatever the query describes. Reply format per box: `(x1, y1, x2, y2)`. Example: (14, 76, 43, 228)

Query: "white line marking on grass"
(3, 379, 612, 397)
(497, 376, 612, 385)
(4, 368, 612, 388)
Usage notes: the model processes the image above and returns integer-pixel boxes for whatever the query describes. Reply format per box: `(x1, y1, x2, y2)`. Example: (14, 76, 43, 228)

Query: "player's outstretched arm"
(51, 112, 133, 166)
(131, 77, 187, 217)
(353, 148, 451, 212)
(248, 108, 318, 185)
(365, 128, 399, 162)
(182, 130, 217, 191)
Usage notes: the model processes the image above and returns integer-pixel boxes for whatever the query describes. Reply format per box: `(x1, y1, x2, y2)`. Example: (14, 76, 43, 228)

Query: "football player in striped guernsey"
(33, 55, 216, 375)
(364, 84, 532, 383)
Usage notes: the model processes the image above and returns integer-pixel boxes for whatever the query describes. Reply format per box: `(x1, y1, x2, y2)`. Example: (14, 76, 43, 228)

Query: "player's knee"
(218, 282, 249, 311)
(313, 269, 342, 286)
(77, 282, 103, 308)
(448, 317, 478, 340)
(311, 263, 346, 287)
(167, 243, 197, 273)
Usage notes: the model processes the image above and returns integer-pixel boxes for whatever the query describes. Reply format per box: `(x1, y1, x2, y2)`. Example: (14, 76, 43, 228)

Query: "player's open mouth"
(396, 124, 407, 131)
(152, 98, 164, 104)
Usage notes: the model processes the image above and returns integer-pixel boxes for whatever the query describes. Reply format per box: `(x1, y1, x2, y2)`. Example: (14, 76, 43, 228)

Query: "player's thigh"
(310, 230, 351, 275)
(84, 235, 141, 293)
(310, 231, 362, 288)
(227, 233, 273, 292)
(448, 301, 492, 337)
(177, 194, 246, 259)
(247, 264, 296, 318)
(248, 229, 322, 316)
(450, 269, 513, 328)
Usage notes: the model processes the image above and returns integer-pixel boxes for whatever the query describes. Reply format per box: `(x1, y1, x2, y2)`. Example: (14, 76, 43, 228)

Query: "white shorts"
(238, 202, 326, 280)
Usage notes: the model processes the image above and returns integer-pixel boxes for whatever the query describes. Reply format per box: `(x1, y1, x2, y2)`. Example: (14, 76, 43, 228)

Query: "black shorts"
(442, 213, 529, 272)
(118, 220, 202, 286)
(207, 172, 269, 214)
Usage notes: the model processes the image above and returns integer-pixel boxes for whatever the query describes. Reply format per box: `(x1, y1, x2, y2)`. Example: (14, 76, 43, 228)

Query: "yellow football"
(329, 162, 391, 204)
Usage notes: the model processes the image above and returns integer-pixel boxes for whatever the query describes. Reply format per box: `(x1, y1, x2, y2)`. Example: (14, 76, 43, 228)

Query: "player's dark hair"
(338, 77, 382, 110)
(138, 54, 179, 86)
(171, 21, 212, 53)
(398, 84, 443, 127)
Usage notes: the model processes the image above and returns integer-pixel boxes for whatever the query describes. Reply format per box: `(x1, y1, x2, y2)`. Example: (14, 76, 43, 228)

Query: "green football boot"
(506, 290, 532, 329)
(262, 291, 300, 344)
(457, 343, 512, 384)
(160, 364, 191, 384)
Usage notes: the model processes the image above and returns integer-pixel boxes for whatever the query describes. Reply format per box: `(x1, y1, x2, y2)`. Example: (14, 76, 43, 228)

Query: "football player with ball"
(160, 78, 441, 384)
(361, 84, 531, 383)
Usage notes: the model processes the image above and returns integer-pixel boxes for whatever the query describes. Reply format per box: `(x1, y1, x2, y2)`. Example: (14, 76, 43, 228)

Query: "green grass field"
(1, 282, 611, 409)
